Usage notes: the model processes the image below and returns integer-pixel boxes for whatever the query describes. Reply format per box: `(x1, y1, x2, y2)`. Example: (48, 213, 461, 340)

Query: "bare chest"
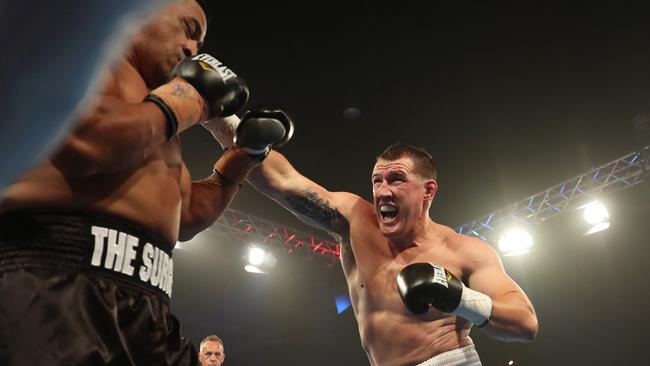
(367, 253, 462, 311)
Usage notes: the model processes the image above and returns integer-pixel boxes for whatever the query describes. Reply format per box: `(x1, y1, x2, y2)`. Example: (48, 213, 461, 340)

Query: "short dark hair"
(376, 143, 437, 180)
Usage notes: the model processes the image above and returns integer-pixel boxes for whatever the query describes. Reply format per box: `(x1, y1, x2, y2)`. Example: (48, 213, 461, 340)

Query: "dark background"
(172, 1, 650, 365)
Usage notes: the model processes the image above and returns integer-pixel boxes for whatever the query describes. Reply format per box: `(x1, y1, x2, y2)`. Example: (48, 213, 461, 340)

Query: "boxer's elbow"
(177, 229, 197, 242)
(178, 215, 210, 243)
(507, 294, 538, 342)
(511, 306, 538, 342)
(178, 222, 211, 243)
(519, 315, 538, 342)
(178, 216, 200, 242)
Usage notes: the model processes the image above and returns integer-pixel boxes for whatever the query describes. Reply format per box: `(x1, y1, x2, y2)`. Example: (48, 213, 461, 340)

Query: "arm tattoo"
(286, 191, 345, 232)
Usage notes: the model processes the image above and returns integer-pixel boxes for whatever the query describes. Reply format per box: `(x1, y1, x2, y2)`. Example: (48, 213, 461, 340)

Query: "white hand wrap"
(452, 285, 493, 326)
(241, 146, 270, 156)
(201, 115, 239, 149)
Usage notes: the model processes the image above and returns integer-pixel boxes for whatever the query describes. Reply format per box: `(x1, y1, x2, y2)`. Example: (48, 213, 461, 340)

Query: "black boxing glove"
(234, 108, 294, 160)
(145, 54, 249, 139)
(397, 263, 492, 326)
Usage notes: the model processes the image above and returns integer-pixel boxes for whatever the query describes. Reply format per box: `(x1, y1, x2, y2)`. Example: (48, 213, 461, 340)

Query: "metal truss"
(456, 146, 649, 243)
(209, 208, 341, 267)
(208, 146, 648, 264)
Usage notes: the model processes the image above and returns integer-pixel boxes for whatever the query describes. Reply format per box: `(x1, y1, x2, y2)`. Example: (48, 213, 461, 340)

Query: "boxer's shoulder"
(97, 59, 150, 102)
(446, 231, 500, 273)
(331, 191, 372, 220)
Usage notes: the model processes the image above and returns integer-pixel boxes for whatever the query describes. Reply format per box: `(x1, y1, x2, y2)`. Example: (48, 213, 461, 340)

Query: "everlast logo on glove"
(193, 53, 237, 82)
(90, 226, 174, 298)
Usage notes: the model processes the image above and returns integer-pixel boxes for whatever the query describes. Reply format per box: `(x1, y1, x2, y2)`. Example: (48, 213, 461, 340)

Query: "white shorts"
(415, 345, 482, 366)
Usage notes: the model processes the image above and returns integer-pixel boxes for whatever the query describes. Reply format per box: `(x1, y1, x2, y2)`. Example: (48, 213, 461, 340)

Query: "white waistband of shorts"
(415, 345, 481, 366)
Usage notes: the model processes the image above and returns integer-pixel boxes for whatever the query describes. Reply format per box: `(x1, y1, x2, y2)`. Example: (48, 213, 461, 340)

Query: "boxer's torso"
(0, 60, 186, 246)
(341, 202, 474, 366)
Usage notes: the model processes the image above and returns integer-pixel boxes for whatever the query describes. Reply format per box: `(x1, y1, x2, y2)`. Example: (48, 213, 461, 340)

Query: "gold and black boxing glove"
(144, 54, 250, 140)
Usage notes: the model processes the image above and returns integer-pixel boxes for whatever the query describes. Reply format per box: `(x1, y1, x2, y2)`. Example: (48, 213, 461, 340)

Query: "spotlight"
(244, 245, 277, 274)
(580, 201, 610, 235)
(248, 247, 266, 266)
(582, 201, 609, 225)
(497, 228, 533, 256)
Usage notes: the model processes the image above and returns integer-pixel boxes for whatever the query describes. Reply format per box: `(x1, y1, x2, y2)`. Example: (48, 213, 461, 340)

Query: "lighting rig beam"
(456, 147, 648, 243)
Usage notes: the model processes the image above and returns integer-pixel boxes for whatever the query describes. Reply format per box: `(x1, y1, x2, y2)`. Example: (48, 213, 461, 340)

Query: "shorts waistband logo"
(90, 226, 173, 297)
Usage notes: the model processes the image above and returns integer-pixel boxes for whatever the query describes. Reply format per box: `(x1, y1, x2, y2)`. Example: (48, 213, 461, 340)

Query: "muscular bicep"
(466, 241, 527, 300)
(464, 237, 538, 341)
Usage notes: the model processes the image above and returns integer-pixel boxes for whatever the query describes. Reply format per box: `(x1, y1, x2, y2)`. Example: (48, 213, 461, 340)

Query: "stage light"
(497, 228, 533, 256)
(580, 201, 610, 235)
(244, 245, 277, 274)
(582, 201, 609, 225)
(248, 247, 266, 266)
(583, 201, 609, 225)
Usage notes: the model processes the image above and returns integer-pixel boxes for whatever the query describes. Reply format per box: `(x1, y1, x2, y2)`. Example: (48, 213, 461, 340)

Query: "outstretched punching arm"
(202, 111, 362, 237)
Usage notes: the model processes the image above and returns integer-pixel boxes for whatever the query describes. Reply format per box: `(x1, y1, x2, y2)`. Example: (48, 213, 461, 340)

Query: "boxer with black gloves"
(207, 109, 294, 189)
(244, 142, 538, 366)
(397, 263, 493, 326)
(0, 1, 291, 365)
(235, 109, 294, 158)
(196, 108, 293, 194)
(145, 53, 249, 140)
(203, 108, 294, 159)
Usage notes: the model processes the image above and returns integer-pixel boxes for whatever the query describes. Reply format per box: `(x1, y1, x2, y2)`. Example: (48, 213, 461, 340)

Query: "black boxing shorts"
(0, 208, 197, 366)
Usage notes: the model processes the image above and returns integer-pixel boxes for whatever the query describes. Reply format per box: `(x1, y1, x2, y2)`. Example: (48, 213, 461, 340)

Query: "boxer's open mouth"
(379, 204, 399, 221)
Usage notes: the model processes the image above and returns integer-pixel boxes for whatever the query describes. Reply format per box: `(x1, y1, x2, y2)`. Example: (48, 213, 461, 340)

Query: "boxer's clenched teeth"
(379, 204, 399, 221)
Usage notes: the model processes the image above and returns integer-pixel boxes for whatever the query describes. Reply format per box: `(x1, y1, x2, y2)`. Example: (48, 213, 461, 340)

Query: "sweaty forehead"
(372, 158, 415, 175)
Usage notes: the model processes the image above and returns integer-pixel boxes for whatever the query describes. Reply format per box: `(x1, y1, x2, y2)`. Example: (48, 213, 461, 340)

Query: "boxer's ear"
(423, 179, 437, 201)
